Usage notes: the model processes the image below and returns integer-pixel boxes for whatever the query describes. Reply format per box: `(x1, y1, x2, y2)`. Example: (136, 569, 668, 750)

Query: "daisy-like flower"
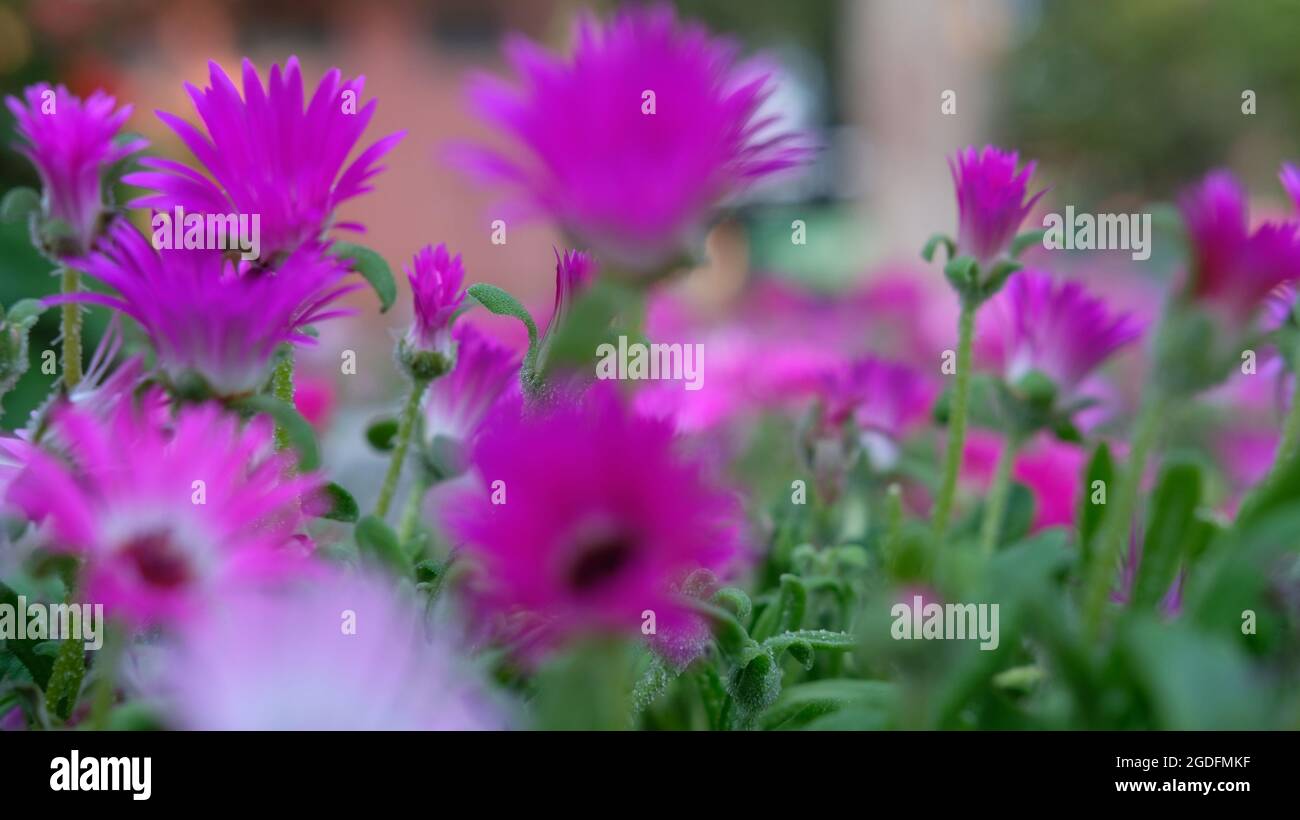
(5, 84, 147, 257)
(124, 57, 404, 262)
(403, 244, 467, 355)
(152, 570, 509, 729)
(58, 221, 356, 396)
(458, 4, 810, 271)
(441, 384, 744, 656)
(423, 323, 519, 448)
(1179, 170, 1300, 327)
(948, 145, 1045, 268)
(5, 399, 319, 625)
(975, 269, 1144, 396)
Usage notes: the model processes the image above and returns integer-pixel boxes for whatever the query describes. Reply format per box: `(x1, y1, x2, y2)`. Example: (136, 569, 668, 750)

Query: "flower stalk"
(375, 376, 428, 519)
(60, 267, 83, 389)
(932, 297, 976, 540)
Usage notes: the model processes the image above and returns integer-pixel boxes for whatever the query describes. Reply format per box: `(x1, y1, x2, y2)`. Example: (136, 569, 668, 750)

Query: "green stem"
(60, 267, 82, 389)
(932, 297, 977, 541)
(396, 470, 432, 551)
(270, 351, 295, 452)
(1082, 389, 1167, 638)
(979, 435, 1018, 557)
(375, 378, 427, 519)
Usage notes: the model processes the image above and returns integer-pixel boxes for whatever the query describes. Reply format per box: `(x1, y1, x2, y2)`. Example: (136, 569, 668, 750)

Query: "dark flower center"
(122, 531, 192, 589)
(565, 534, 637, 593)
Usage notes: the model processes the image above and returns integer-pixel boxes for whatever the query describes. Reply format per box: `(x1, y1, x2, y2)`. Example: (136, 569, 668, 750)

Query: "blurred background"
(3, 0, 1299, 494)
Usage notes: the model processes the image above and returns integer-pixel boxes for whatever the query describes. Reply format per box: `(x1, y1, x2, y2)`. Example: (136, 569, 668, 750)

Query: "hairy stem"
(60, 267, 82, 389)
(375, 378, 427, 519)
(270, 351, 295, 452)
(932, 298, 977, 541)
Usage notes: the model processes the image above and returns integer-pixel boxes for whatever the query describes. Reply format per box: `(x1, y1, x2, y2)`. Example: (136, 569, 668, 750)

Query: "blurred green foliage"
(1002, 0, 1300, 202)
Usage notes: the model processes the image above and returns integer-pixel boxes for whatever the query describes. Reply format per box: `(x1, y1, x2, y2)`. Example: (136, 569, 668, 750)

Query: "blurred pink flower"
(1179, 170, 1300, 327)
(962, 431, 1087, 532)
(5, 399, 319, 625)
(975, 269, 1144, 397)
(458, 4, 810, 271)
(154, 570, 507, 729)
(424, 323, 520, 447)
(442, 384, 745, 656)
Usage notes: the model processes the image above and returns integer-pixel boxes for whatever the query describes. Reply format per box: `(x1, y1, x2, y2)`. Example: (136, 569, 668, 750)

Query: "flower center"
(121, 530, 192, 590)
(565, 533, 637, 593)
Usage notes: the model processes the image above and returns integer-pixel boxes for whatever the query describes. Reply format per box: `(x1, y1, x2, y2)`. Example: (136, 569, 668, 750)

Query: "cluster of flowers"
(1, 4, 1297, 730)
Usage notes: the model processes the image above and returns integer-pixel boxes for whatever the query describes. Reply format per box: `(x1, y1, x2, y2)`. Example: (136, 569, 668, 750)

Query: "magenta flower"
(458, 4, 810, 271)
(404, 244, 466, 354)
(1179, 170, 1300, 326)
(962, 431, 1086, 532)
(423, 323, 520, 446)
(948, 145, 1045, 267)
(975, 269, 1143, 395)
(820, 356, 936, 436)
(1281, 163, 1300, 211)
(5, 84, 146, 256)
(125, 57, 404, 261)
(58, 221, 356, 396)
(441, 384, 744, 656)
(5, 399, 319, 625)
(152, 570, 509, 729)
(546, 248, 599, 336)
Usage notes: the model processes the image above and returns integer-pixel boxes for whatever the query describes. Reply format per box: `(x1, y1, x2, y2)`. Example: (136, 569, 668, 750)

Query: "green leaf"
(467, 283, 539, 384)
(981, 259, 1022, 299)
(764, 629, 855, 662)
(0, 582, 54, 687)
(234, 395, 320, 471)
(0, 187, 40, 225)
(44, 636, 85, 721)
(315, 482, 359, 523)
(1010, 228, 1047, 258)
(750, 573, 807, 641)
(921, 232, 956, 263)
(1132, 461, 1200, 609)
(365, 416, 399, 452)
(1119, 615, 1267, 729)
(712, 586, 752, 623)
(685, 599, 752, 660)
(354, 514, 410, 576)
(942, 255, 979, 295)
(1078, 442, 1114, 564)
(759, 679, 898, 730)
(332, 241, 397, 313)
(5, 298, 46, 329)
